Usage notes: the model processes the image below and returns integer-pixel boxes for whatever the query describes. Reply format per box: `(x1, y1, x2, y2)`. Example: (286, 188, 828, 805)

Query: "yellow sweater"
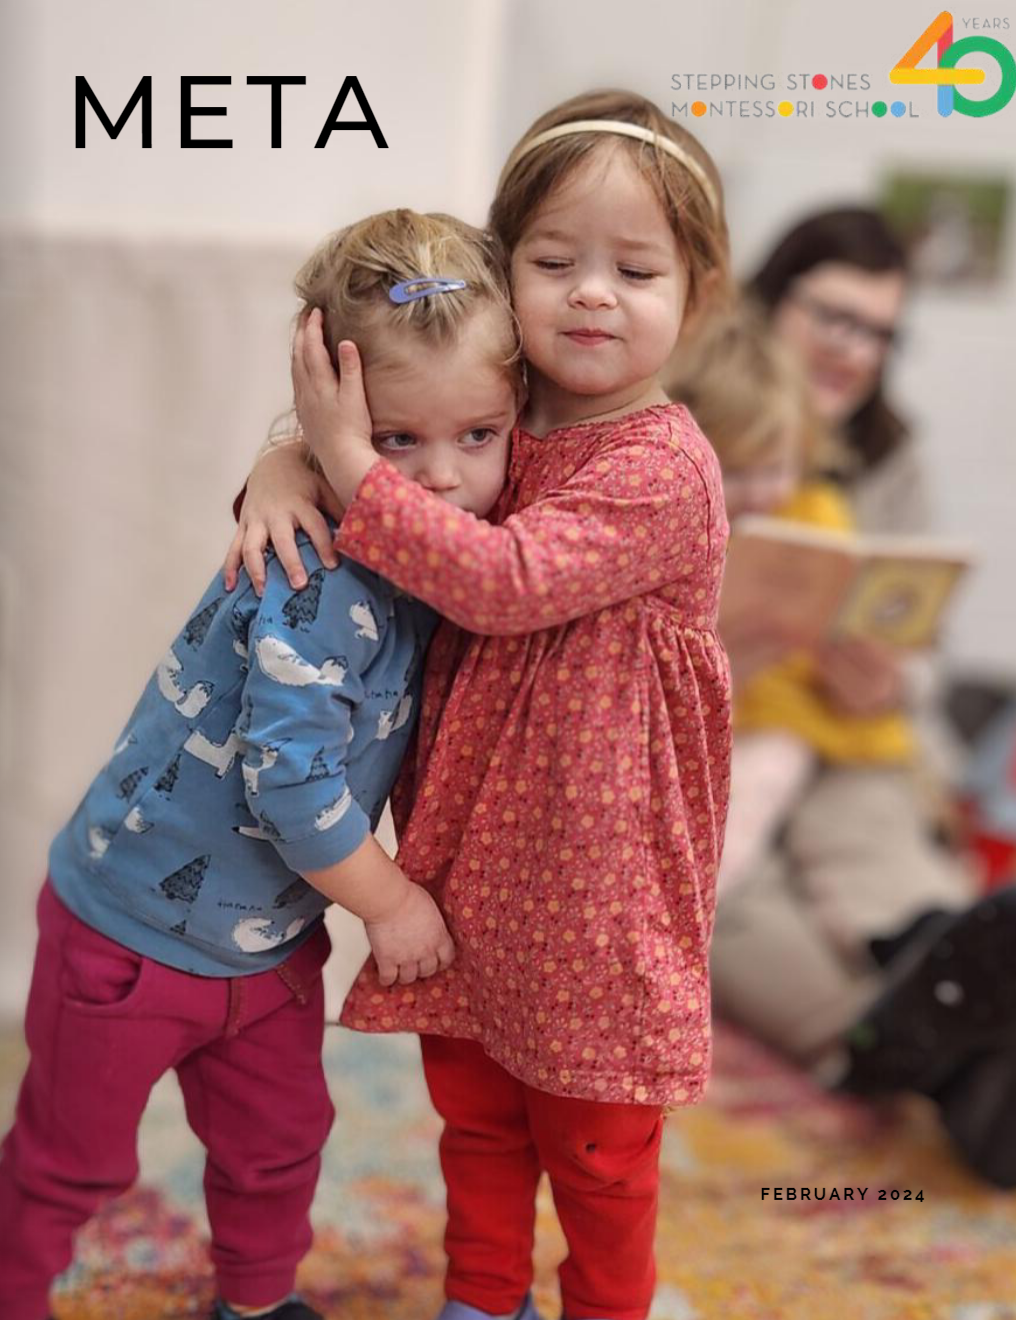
(734, 483, 914, 764)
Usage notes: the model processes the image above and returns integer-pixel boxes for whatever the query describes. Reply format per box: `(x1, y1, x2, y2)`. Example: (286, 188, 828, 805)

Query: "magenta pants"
(0, 881, 335, 1320)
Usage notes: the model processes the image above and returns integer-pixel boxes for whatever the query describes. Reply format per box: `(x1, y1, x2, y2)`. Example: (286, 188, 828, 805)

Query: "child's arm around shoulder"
(338, 408, 720, 635)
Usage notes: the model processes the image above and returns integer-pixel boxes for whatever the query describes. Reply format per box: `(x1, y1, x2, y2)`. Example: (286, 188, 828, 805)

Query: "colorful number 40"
(890, 11, 1016, 116)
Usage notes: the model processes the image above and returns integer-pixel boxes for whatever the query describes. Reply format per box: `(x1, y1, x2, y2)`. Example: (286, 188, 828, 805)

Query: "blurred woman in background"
(695, 208, 1016, 1188)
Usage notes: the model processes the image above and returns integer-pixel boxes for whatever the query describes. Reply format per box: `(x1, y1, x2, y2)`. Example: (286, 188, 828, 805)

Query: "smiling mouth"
(564, 330, 615, 345)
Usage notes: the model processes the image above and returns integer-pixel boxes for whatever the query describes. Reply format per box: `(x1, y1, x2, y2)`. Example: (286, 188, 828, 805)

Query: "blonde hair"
(295, 208, 519, 374)
(490, 89, 730, 314)
(265, 209, 522, 454)
(665, 304, 838, 476)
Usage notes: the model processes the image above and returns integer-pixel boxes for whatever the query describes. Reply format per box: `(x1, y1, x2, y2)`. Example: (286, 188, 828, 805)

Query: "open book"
(720, 516, 973, 651)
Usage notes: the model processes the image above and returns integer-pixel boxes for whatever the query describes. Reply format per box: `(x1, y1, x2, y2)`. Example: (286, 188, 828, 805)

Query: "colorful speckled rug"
(3, 1023, 1016, 1319)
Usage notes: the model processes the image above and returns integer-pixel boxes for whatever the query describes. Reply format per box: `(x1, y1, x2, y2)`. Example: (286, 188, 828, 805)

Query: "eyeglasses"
(788, 289, 902, 356)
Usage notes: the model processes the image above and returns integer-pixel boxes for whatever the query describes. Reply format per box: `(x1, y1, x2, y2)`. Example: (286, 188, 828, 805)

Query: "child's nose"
(568, 273, 617, 310)
(419, 461, 460, 492)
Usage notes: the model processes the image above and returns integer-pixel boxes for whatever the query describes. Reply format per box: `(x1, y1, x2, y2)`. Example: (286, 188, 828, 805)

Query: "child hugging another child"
(229, 91, 732, 1320)
(0, 211, 522, 1320)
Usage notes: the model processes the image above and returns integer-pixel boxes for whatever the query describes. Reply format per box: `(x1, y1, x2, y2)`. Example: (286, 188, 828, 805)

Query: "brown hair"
(295, 208, 520, 377)
(748, 206, 909, 472)
(489, 89, 730, 314)
(665, 304, 838, 478)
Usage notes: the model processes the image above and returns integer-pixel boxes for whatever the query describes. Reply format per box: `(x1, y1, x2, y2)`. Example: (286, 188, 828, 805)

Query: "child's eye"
(619, 267, 656, 282)
(534, 258, 570, 272)
(462, 428, 496, 447)
(375, 433, 416, 451)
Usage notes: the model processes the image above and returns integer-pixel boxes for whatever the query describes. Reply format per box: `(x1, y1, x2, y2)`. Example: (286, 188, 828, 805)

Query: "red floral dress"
(338, 403, 731, 1106)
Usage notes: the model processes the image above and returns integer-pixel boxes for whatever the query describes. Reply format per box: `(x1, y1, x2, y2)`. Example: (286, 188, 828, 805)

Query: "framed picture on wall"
(880, 169, 1010, 286)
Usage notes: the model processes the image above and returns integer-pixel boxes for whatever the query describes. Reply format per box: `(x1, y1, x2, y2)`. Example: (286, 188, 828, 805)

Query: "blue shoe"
(435, 1295, 541, 1320)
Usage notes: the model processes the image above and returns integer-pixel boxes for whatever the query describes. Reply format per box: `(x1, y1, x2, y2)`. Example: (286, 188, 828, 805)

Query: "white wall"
(2, 0, 510, 235)
(2, 0, 1014, 1017)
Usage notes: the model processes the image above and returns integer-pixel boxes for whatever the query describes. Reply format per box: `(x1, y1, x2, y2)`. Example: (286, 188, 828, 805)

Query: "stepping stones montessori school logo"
(890, 11, 1016, 117)
(670, 10, 1013, 120)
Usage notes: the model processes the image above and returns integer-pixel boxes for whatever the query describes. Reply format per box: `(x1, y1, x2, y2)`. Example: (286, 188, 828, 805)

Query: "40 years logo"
(891, 11, 1016, 116)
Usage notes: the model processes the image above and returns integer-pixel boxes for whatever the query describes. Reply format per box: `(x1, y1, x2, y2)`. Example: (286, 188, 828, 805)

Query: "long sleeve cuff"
(269, 798, 371, 875)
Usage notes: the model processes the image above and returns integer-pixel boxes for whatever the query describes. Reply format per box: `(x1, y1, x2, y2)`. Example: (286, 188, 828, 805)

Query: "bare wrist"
(304, 836, 412, 923)
(316, 449, 380, 509)
(357, 870, 413, 925)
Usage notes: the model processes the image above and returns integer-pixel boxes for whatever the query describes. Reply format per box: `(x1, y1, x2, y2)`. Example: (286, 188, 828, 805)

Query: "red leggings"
(420, 1035, 664, 1320)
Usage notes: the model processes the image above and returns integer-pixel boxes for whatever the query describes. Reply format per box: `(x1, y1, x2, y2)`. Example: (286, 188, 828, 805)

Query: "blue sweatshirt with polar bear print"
(49, 536, 436, 975)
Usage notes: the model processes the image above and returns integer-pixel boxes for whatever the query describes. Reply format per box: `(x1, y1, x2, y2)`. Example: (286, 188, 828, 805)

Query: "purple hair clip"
(388, 276, 467, 305)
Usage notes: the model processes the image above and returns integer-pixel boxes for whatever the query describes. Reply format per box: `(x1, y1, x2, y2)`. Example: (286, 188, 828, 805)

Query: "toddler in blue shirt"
(0, 209, 521, 1320)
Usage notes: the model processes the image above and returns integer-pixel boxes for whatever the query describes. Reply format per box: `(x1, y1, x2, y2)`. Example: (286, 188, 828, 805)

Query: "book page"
(833, 555, 969, 649)
(720, 528, 858, 650)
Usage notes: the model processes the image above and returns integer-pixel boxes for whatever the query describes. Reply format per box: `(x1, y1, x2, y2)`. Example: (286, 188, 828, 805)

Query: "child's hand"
(223, 442, 343, 595)
(363, 883, 456, 987)
(292, 312, 380, 507)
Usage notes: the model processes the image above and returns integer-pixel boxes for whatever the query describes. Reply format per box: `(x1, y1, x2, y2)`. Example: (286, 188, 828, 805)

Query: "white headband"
(502, 119, 719, 216)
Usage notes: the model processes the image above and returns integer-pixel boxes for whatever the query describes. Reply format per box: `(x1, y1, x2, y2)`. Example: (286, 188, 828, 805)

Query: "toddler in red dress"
(230, 91, 733, 1320)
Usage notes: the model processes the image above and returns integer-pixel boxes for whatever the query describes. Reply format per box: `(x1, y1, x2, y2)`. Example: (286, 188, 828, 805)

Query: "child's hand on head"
(222, 440, 342, 596)
(293, 311, 380, 507)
